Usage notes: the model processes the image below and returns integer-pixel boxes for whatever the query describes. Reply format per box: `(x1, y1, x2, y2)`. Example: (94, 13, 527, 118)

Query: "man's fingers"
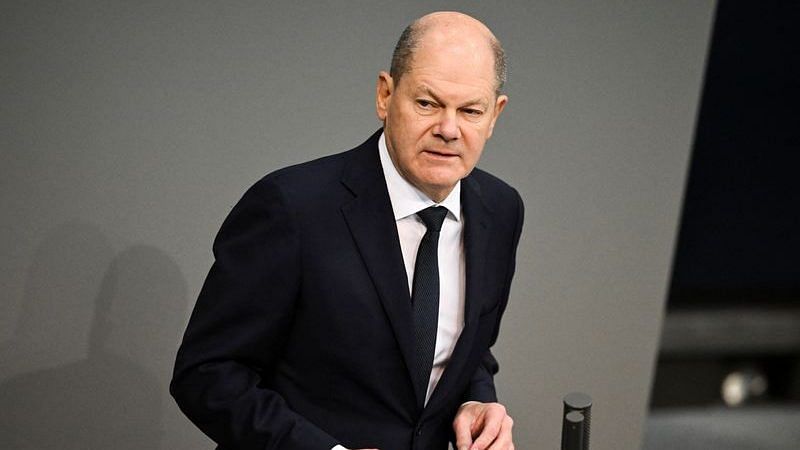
(486, 415, 514, 450)
(470, 404, 506, 449)
(453, 402, 515, 450)
(453, 410, 476, 449)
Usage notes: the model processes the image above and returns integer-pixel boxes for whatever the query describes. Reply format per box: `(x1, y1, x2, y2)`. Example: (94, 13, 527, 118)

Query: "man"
(171, 11, 523, 450)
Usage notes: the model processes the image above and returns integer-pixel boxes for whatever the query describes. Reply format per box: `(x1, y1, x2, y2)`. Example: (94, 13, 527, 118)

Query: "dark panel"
(669, 0, 800, 309)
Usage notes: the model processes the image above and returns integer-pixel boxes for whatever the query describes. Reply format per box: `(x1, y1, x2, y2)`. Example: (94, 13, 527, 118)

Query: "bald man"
(172, 12, 523, 450)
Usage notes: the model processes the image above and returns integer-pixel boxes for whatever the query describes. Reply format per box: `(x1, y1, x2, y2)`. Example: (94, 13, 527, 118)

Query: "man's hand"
(453, 401, 514, 450)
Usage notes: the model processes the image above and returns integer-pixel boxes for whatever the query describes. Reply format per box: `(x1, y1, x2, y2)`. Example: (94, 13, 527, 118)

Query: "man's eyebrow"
(417, 86, 444, 103)
(416, 86, 488, 108)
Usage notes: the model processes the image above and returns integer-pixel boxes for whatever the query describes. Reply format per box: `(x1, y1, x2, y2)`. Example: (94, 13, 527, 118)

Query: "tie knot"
(417, 206, 448, 232)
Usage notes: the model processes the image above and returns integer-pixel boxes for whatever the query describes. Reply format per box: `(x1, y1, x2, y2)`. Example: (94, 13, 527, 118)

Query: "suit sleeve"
(464, 189, 525, 403)
(170, 178, 338, 450)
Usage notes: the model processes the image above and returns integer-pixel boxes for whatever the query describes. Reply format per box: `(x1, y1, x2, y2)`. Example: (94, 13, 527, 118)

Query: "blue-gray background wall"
(0, 1, 715, 448)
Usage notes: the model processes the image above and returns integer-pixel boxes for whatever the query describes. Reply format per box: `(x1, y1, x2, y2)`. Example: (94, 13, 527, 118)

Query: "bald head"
(390, 12, 507, 95)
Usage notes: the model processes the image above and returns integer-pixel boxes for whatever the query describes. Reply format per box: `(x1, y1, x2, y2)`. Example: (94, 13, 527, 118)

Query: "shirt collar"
(378, 131, 461, 222)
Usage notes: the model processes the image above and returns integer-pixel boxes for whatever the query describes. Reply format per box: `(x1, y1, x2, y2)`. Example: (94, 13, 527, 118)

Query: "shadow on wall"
(0, 223, 187, 449)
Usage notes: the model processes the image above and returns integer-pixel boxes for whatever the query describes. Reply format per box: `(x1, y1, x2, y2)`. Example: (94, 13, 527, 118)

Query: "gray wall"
(0, 1, 715, 448)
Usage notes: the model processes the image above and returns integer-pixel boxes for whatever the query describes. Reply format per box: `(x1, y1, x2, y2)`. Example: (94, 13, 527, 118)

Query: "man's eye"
(463, 108, 483, 116)
(416, 100, 434, 108)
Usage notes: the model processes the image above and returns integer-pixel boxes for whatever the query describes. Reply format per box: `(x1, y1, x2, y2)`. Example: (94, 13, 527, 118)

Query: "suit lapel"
(425, 174, 494, 415)
(461, 175, 494, 327)
(339, 133, 419, 394)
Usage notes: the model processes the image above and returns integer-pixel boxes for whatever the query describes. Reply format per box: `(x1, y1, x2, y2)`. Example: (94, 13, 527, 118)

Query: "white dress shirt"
(332, 134, 466, 450)
(378, 132, 466, 404)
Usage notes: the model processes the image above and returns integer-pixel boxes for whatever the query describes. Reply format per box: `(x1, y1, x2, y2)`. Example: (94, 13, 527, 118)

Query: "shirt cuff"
(332, 445, 348, 450)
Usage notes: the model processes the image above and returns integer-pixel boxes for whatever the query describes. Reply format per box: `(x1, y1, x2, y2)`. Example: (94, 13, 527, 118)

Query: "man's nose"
(433, 110, 461, 142)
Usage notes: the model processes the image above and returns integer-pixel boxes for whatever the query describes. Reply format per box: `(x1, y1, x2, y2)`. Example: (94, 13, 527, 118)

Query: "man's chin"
(414, 178, 461, 202)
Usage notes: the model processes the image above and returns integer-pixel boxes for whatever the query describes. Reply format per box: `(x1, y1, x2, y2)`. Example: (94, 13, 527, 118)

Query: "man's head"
(376, 11, 508, 203)
(390, 14, 507, 96)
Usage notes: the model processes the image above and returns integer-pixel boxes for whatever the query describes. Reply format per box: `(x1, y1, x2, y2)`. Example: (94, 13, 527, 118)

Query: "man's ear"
(486, 94, 508, 139)
(376, 71, 394, 121)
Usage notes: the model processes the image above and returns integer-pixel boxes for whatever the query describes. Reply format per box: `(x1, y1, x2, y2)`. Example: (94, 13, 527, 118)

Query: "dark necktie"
(411, 205, 448, 408)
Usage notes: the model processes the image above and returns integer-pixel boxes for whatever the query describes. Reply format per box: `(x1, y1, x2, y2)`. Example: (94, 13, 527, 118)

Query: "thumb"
(453, 416, 475, 450)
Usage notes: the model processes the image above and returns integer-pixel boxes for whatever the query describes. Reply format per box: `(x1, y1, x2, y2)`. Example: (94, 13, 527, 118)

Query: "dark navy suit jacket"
(171, 130, 524, 450)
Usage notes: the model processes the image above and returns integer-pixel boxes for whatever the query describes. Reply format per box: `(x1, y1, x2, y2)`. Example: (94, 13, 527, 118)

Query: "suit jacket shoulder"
(465, 166, 524, 217)
(246, 130, 382, 206)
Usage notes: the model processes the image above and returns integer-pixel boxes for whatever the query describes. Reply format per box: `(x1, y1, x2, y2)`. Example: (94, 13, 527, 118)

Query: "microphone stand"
(561, 392, 592, 450)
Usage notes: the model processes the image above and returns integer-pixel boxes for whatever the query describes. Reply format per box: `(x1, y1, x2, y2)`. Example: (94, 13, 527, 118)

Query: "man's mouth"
(423, 149, 459, 159)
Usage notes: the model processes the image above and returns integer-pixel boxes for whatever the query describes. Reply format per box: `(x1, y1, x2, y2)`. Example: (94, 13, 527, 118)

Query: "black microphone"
(561, 392, 592, 450)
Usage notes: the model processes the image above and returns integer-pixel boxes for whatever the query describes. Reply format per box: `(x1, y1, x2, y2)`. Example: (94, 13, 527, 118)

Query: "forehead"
(402, 38, 496, 100)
